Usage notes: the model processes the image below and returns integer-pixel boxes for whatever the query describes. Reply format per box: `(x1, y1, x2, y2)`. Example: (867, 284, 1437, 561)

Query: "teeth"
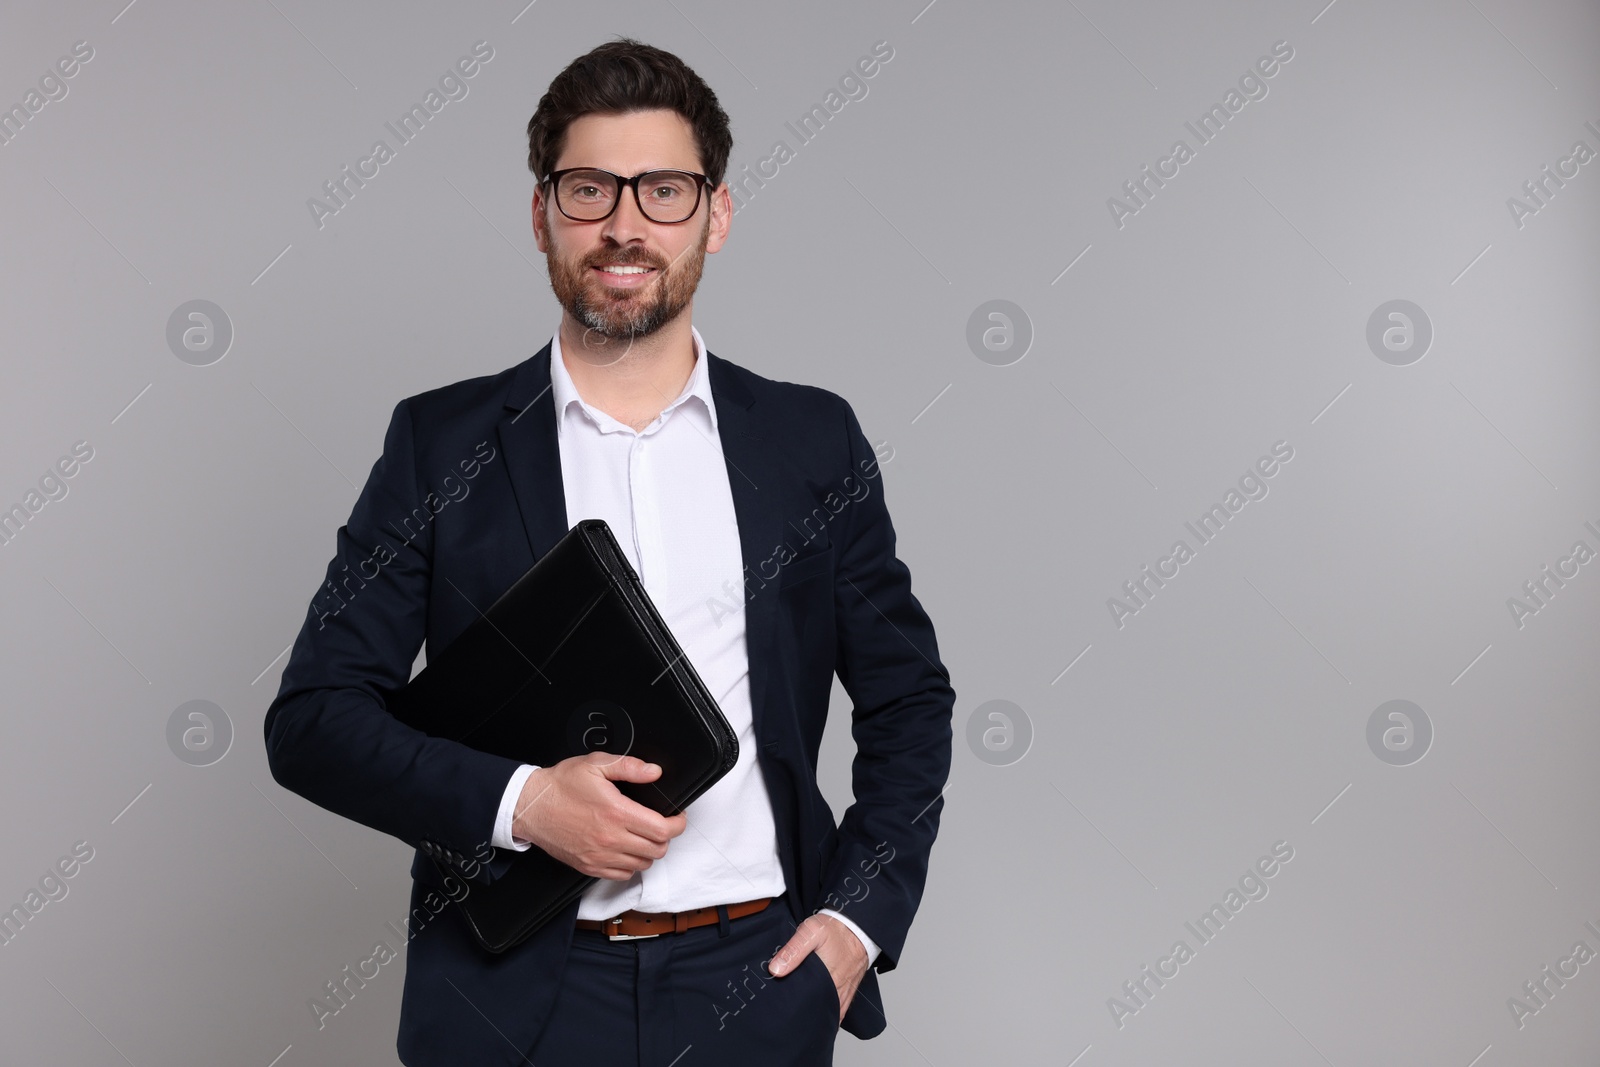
(599, 266, 651, 274)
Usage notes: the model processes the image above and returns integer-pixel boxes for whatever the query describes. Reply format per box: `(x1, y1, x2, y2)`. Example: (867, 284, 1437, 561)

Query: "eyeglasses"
(543, 168, 710, 224)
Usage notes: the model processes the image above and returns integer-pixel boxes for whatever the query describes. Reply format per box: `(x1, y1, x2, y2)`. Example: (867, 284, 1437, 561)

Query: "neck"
(557, 308, 698, 432)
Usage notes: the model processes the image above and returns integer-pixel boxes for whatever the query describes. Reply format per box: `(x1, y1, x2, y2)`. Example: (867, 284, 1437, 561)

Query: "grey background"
(2, 0, 1597, 1063)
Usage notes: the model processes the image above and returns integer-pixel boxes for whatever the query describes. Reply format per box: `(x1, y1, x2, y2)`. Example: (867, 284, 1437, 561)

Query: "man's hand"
(767, 912, 869, 1024)
(510, 753, 688, 880)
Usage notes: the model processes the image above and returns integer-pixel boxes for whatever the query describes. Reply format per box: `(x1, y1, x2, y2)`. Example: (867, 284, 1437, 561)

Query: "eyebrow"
(555, 165, 700, 174)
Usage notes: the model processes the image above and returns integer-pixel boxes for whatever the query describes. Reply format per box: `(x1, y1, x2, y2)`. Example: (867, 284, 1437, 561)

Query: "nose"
(601, 182, 653, 247)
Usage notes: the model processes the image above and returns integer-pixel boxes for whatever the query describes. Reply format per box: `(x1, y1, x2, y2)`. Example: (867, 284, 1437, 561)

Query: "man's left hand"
(767, 912, 868, 1024)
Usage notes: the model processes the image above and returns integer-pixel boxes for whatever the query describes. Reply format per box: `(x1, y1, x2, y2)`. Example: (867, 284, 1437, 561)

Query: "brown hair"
(526, 38, 733, 189)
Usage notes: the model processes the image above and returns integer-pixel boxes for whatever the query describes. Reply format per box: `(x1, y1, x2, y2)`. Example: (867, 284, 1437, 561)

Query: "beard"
(545, 212, 709, 343)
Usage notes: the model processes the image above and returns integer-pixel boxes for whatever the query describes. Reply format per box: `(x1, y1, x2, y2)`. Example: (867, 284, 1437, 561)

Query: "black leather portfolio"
(387, 518, 740, 953)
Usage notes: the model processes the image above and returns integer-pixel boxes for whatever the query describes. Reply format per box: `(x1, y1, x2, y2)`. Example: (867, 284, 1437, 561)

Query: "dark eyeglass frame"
(542, 167, 711, 224)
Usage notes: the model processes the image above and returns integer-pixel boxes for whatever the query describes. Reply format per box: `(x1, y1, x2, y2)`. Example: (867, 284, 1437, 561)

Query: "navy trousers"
(527, 897, 841, 1066)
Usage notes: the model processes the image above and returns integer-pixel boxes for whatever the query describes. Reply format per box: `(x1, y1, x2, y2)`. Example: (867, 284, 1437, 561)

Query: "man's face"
(533, 109, 730, 344)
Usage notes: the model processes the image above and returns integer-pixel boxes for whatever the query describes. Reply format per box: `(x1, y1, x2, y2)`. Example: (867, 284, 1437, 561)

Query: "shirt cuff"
(492, 764, 540, 851)
(817, 907, 881, 967)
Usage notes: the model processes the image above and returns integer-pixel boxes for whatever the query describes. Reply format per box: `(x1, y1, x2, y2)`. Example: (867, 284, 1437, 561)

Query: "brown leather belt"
(575, 896, 772, 940)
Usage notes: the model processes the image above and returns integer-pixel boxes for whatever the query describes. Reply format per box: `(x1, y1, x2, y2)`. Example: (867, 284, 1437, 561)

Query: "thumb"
(769, 924, 821, 976)
(768, 938, 804, 976)
(596, 754, 662, 783)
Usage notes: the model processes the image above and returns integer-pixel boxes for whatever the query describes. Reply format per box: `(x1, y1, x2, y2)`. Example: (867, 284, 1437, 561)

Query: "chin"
(579, 311, 666, 340)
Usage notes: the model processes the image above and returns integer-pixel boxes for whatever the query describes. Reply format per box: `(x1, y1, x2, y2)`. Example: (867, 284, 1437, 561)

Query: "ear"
(704, 182, 732, 255)
(531, 188, 550, 254)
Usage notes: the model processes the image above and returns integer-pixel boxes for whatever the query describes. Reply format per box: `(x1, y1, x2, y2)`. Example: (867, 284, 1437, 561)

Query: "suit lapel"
(707, 352, 787, 746)
(497, 342, 570, 563)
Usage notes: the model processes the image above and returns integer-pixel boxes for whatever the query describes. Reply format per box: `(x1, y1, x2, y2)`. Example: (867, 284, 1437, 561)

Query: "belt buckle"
(605, 917, 660, 941)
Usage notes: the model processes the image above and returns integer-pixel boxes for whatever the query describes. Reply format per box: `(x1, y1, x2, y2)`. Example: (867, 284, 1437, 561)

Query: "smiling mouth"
(590, 264, 658, 291)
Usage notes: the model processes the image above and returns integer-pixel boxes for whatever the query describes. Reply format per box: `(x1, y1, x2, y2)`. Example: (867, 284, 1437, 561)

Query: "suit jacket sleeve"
(818, 397, 955, 974)
(262, 398, 524, 873)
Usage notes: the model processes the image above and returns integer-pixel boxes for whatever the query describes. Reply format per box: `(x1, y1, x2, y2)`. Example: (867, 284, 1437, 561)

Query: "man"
(264, 38, 953, 1067)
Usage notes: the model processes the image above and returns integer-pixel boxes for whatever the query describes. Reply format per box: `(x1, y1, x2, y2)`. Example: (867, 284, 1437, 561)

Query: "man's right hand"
(509, 753, 688, 880)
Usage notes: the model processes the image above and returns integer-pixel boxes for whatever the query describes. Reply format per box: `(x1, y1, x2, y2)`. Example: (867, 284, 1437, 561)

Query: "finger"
(610, 829, 670, 861)
(617, 805, 687, 845)
(593, 845, 657, 876)
(590, 848, 652, 873)
(767, 935, 808, 977)
(594, 754, 662, 782)
(770, 922, 826, 976)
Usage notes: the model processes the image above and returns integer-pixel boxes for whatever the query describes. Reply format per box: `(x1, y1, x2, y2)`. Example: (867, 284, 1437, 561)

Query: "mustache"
(586, 250, 666, 270)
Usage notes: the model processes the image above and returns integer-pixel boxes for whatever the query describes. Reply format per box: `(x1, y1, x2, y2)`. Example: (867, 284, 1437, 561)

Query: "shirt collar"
(549, 324, 716, 436)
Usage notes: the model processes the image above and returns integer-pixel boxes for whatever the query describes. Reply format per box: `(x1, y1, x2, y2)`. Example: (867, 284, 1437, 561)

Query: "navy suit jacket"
(264, 342, 954, 1065)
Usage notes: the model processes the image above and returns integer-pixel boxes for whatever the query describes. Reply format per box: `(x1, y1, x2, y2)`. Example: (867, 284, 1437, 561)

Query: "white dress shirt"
(489, 325, 879, 965)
